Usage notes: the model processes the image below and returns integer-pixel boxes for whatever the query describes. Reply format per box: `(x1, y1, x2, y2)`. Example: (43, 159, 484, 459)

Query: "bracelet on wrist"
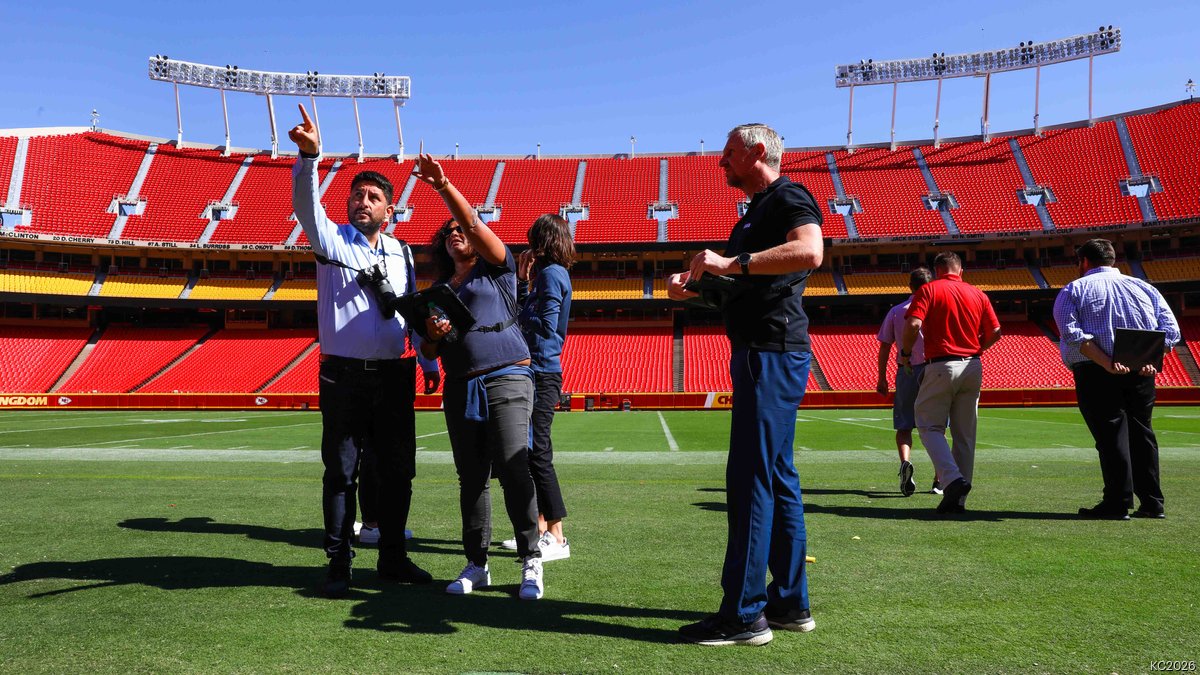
(433, 178, 450, 192)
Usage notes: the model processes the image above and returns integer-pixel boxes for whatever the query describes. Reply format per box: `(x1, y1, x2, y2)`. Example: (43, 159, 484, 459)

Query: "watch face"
(738, 253, 751, 265)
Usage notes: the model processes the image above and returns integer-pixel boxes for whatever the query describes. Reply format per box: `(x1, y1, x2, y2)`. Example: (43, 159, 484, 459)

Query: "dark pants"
(529, 371, 568, 521)
(359, 448, 378, 524)
(319, 357, 416, 563)
(1072, 362, 1164, 512)
(720, 349, 812, 624)
(443, 374, 539, 564)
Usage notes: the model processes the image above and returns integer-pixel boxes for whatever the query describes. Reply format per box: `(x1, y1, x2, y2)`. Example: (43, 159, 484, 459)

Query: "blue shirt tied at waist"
(463, 364, 534, 422)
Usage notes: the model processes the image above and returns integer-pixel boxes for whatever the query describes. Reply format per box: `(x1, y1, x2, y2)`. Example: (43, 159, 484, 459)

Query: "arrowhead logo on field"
(57, 397, 72, 406)
(255, 397, 268, 406)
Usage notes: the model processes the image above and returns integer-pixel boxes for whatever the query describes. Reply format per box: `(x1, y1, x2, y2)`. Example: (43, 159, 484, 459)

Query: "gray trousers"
(443, 374, 539, 564)
(914, 357, 983, 502)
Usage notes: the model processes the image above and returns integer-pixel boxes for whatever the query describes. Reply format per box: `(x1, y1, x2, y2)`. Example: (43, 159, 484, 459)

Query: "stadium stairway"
(132, 326, 219, 391)
(672, 316, 684, 392)
(809, 355, 831, 391)
(49, 326, 103, 392)
(1174, 341, 1200, 385)
(258, 341, 319, 392)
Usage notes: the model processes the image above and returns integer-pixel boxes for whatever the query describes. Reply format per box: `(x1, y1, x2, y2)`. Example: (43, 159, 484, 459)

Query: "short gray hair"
(728, 123, 783, 170)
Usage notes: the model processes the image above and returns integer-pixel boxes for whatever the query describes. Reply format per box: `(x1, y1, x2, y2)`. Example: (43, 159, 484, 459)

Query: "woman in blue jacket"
(513, 214, 575, 561)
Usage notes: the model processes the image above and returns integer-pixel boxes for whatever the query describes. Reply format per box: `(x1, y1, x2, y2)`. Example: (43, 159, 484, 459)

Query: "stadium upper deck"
(2, 100, 1196, 251)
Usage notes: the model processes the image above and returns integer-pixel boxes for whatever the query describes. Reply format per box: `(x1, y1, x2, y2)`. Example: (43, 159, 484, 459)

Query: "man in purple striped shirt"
(1052, 238, 1180, 520)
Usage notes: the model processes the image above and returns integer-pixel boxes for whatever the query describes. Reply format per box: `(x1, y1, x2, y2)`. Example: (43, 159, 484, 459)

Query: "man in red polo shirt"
(899, 252, 1001, 514)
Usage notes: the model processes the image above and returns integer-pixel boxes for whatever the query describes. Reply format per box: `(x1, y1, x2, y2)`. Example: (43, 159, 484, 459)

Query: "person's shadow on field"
(117, 517, 468, 556)
(693, 487, 1078, 521)
(0, 555, 695, 643)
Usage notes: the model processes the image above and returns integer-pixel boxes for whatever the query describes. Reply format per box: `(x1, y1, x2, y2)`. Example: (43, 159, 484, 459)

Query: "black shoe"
(1078, 503, 1130, 520)
(679, 613, 773, 646)
(1131, 507, 1165, 519)
(931, 480, 943, 495)
(936, 478, 971, 514)
(378, 556, 433, 584)
(899, 461, 916, 497)
(765, 606, 816, 633)
(322, 559, 352, 598)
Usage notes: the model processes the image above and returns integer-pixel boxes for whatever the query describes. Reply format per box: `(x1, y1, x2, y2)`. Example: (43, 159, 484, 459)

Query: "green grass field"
(1, 407, 1198, 674)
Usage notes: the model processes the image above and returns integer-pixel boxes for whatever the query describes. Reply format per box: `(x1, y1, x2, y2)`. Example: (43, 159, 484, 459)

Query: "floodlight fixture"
(147, 56, 411, 99)
(834, 27, 1122, 150)
(146, 56, 412, 159)
(834, 27, 1121, 87)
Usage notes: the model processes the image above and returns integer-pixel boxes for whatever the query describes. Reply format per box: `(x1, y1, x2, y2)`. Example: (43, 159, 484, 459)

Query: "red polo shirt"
(905, 273, 1000, 359)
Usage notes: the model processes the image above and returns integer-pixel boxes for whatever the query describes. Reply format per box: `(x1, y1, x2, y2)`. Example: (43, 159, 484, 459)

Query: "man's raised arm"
(289, 104, 335, 259)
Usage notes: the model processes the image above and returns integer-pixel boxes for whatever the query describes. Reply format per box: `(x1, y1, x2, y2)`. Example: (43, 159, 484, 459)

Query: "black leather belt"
(928, 354, 981, 364)
(320, 354, 405, 371)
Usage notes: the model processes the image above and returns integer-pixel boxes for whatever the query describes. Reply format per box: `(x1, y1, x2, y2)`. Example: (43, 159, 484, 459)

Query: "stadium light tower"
(630, 135, 637, 158)
(834, 26, 1121, 149)
(148, 56, 412, 160)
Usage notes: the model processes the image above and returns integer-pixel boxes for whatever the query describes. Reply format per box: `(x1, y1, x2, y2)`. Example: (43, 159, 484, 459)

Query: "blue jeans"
(720, 349, 811, 624)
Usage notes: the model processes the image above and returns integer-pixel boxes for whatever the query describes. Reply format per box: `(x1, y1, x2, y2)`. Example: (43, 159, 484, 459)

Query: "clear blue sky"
(4, 1, 1197, 156)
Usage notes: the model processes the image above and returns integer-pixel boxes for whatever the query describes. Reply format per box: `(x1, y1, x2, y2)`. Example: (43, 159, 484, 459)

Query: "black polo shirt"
(722, 176, 823, 352)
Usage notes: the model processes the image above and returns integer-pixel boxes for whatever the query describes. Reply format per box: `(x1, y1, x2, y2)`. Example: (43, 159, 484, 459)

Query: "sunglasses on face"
(446, 225, 463, 235)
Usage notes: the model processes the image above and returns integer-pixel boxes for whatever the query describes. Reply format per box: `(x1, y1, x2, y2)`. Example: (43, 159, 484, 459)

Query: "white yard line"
(657, 411, 680, 452)
(58, 420, 320, 448)
(416, 430, 449, 439)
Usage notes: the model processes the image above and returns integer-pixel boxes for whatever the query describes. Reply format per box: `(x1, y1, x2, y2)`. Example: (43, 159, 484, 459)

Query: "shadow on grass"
(0, 555, 697, 643)
(694, 488, 1077, 521)
(117, 517, 483, 558)
(803, 503, 1081, 521)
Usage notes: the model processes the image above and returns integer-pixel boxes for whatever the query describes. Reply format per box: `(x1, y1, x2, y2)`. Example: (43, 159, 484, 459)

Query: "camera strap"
(470, 317, 517, 333)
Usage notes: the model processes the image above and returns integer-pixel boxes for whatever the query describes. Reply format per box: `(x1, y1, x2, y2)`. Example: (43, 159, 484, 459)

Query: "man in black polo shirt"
(668, 123, 824, 646)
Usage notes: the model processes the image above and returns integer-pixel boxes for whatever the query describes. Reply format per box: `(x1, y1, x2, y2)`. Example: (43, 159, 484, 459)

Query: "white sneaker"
(355, 525, 412, 544)
(500, 538, 518, 551)
(358, 525, 380, 545)
(518, 557, 544, 600)
(538, 531, 571, 562)
(446, 562, 490, 595)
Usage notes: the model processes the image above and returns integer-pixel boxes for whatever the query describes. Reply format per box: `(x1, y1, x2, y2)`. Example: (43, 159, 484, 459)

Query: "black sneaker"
(931, 480, 943, 495)
(1078, 503, 1130, 520)
(765, 606, 816, 633)
(1131, 507, 1165, 519)
(899, 461, 916, 497)
(322, 558, 352, 598)
(378, 556, 433, 584)
(679, 613, 773, 646)
(936, 478, 971, 514)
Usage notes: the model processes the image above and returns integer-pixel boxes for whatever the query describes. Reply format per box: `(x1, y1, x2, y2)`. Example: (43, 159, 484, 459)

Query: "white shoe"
(446, 562, 490, 595)
(500, 538, 518, 551)
(355, 525, 411, 544)
(518, 557, 544, 600)
(358, 525, 380, 545)
(538, 531, 571, 562)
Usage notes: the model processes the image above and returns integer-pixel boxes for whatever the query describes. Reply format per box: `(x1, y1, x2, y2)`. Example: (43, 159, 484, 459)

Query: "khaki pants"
(914, 357, 983, 502)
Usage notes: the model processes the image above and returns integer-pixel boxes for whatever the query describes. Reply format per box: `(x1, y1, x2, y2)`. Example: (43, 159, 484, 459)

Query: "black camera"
(355, 263, 399, 318)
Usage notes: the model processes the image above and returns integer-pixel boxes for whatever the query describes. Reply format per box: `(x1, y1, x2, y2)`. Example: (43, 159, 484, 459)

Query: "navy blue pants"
(319, 357, 416, 563)
(719, 349, 811, 624)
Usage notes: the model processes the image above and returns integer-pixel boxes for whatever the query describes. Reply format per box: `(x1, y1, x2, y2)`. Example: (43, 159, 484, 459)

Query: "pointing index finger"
(298, 104, 313, 128)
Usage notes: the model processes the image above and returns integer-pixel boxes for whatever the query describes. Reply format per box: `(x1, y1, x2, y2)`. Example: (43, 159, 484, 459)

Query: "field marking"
(57, 420, 320, 448)
(416, 430, 449, 439)
(657, 412, 679, 451)
(797, 413, 890, 432)
(987, 411, 1200, 437)
(2, 446, 1194, 466)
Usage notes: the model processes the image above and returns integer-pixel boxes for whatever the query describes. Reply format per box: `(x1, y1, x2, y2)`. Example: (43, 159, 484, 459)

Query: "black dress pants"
(319, 357, 416, 562)
(1072, 362, 1164, 512)
(529, 371, 568, 521)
